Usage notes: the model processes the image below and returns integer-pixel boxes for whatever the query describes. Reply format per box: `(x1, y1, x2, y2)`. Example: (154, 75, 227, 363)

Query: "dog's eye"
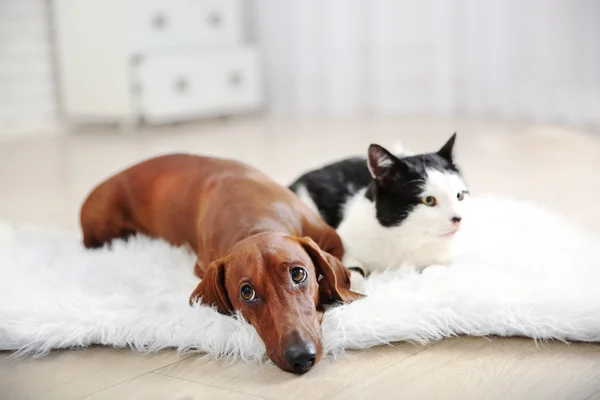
(240, 284, 256, 302)
(290, 266, 308, 284)
(421, 196, 437, 206)
(457, 191, 467, 201)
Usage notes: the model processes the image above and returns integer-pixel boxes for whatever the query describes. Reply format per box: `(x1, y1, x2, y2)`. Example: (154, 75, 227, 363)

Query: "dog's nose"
(451, 216, 462, 224)
(284, 342, 317, 374)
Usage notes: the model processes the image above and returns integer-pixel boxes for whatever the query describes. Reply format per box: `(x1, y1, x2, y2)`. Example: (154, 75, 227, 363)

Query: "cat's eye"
(290, 266, 308, 284)
(240, 284, 256, 302)
(421, 196, 437, 206)
(457, 191, 467, 201)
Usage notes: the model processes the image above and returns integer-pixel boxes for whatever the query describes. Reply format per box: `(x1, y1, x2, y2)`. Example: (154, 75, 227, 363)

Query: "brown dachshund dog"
(80, 154, 363, 373)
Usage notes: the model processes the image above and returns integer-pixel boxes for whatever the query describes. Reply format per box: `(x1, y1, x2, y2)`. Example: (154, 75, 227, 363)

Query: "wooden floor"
(1, 116, 600, 400)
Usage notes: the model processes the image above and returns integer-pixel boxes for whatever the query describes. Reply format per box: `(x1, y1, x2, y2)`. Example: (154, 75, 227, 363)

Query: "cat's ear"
(438, 133, 457, 161)
(368, 144, 402, 185)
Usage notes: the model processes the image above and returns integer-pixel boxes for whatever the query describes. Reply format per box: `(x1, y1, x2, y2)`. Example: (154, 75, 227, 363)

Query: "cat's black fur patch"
(289, 134, 462, 229)
(288, 157, 372, 228)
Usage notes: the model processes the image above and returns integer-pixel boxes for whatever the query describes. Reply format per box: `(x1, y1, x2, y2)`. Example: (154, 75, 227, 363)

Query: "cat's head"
(366, 133, 469, 239)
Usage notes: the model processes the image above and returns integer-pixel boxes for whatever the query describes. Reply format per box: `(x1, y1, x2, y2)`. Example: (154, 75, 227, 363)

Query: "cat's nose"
(451, 216, 462, 225)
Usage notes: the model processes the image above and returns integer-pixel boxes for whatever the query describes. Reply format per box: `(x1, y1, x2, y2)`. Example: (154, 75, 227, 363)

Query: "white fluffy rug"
(1, 195, 600, 363)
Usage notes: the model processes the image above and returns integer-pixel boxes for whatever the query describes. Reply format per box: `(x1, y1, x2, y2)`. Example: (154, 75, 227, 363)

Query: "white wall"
(250, 0, 600, 127)
(0, 0, 58, 135)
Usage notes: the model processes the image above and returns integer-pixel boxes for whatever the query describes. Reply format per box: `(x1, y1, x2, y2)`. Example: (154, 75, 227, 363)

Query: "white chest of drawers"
(53, 0, 263, 127)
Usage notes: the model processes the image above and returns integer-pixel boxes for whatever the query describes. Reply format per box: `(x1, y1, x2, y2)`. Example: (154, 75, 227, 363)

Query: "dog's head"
(189, 232, 363, 373)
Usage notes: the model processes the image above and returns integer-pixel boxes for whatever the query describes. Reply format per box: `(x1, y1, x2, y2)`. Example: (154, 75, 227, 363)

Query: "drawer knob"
(207, 11, 222, 28)
(229, 72, 243, 87)
(151, 12, 168, 30)
(174, 77, 190, 94)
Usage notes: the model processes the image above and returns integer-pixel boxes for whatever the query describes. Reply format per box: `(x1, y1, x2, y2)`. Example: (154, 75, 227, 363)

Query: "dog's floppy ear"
(298, 236, 365, 305)
(189, 257, 233, 314)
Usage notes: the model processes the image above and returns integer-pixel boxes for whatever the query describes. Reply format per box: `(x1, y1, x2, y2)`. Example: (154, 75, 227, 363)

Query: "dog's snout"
(451, 216, 462, 224)
(284, 341, 317, 374)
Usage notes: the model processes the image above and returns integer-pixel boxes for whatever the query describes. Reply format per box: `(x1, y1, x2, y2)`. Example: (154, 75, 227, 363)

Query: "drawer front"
(135, 47, 263, 123)
(129, 0, 242, 52)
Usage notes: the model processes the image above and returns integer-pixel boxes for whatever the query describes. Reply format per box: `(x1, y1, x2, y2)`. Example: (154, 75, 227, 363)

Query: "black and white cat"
(289, 134, 469, 287)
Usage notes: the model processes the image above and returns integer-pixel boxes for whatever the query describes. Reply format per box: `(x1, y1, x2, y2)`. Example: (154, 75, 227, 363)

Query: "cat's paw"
(349, 267, 368, 295)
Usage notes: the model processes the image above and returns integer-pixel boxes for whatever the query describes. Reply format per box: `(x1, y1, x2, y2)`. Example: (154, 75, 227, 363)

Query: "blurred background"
(0, 0, 599, 230)
(2, 0, 600, 131)
(251, 0, 600, 124)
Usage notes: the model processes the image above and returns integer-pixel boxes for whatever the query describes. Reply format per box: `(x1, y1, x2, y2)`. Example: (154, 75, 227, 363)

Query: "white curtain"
(249, 0, 600, 126)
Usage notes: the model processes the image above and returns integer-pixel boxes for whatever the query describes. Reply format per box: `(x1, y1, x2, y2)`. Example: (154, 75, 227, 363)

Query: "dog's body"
(81, 154, 340, 269)
(80, 154, 362, 373)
